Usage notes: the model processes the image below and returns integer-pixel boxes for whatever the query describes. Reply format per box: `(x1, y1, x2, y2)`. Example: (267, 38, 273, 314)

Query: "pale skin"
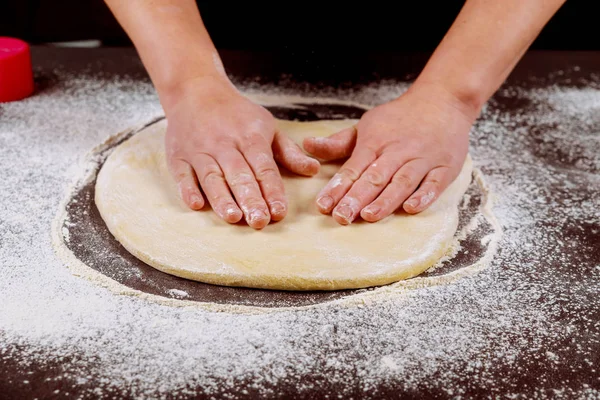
(105, 0, 565, 229)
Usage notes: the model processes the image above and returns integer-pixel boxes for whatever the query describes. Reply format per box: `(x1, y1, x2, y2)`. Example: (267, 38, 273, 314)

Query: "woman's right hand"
(163, 77, 320, 229)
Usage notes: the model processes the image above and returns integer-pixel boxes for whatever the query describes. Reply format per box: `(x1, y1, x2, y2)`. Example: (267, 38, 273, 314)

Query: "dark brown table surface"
(1, 47, 599, 399)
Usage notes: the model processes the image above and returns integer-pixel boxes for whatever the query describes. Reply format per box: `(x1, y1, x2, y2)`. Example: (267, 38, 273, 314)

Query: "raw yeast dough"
(95, 119, 472, 291)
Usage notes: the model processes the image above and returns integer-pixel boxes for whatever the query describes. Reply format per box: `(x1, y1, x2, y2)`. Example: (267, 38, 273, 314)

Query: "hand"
(164, 77, 320, 229)
(303, 82, 479, 225)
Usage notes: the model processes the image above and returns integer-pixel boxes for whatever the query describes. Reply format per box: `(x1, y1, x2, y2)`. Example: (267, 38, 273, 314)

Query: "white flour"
(0, 68, 598, 398)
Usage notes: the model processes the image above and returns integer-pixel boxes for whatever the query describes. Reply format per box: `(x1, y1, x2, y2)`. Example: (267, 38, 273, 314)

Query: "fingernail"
(269, 201, 286, 216)
(405, 198, 420, 209)
(248, 209, 268, 224)
(363, 206, 380, 217)
(306, 158, 320, 169)
(190, 194, 203, 207)
(306, 160, 320, 176)
(420, 191, 436, 206)
(317, 196, 334, 211)
(333, 205, 354, 225)
(226, 207, 241, 218)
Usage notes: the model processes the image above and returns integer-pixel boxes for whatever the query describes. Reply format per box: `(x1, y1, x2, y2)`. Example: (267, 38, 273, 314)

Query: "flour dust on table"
(4, 61, 597, 397)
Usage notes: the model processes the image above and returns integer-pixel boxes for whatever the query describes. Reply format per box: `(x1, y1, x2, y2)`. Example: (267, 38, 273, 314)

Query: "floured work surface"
(1, 48, 599, 399)
(61, 105, 494, 307)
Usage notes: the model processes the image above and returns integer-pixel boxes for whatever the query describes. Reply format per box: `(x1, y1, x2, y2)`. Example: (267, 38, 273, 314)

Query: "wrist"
(408, 78, 484, 122)
(159, 73, 237, 115)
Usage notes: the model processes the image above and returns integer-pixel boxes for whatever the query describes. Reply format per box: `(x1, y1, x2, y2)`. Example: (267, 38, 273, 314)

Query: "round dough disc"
(95, 119, 472, 291)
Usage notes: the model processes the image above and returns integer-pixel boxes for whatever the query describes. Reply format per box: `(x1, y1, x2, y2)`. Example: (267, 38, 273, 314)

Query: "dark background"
(0, 1, 598, 51)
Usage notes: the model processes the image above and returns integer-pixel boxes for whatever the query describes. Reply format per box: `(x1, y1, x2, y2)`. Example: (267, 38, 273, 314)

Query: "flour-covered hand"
(164, 77, 319, 229)
(303, 82, 479, 225)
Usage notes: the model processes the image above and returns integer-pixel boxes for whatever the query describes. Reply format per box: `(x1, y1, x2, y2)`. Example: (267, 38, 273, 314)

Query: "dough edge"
(95, 119, 473, 291)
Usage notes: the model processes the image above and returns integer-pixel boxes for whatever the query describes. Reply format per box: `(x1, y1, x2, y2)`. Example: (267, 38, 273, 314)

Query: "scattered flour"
(167, 289, 190, 299)
(0, 66, 598, 398)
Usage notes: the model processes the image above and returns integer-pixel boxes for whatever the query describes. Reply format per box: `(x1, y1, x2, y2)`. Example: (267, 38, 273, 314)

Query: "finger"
(243, 143, 288, 222)
(302, 126, 357, 161)
(190, 153, 242, 223)
(168, 158, 204, 210)
(316, 148, 377, 217)
(331, 153, 404, 225)
(217, 150, 271, 229)
(360, 159, 431, 222)
(273, 131, 320, 176)
(403, 166, 455, 214)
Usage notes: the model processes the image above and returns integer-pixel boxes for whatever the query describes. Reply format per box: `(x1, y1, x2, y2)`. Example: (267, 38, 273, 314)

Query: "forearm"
(104, 0, 227, 108)
(414, 0, 566, 115)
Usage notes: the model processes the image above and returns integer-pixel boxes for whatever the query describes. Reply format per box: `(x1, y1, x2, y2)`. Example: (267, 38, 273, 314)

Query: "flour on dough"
(95, 119, 473, 291)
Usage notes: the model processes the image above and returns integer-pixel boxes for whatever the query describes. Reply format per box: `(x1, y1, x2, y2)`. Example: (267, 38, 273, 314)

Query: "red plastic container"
(0, 37, 35, 102)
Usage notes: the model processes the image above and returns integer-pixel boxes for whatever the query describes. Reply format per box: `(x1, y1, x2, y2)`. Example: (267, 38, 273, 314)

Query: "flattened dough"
(95, 119, 472, 291)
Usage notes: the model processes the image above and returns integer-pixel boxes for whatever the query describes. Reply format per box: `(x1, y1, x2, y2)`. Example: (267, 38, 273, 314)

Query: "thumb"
(302, 126, 357, 161)
(273, 132, 320, 176)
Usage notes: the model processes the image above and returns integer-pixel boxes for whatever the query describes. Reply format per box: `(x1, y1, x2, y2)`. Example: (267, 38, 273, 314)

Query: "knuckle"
(260, 180, 282, 194)
(340, 167, 361, 182)
(211, 193, 231, 204)
(173, 171, 188, 182)
(167, 155, 187, 172)
(202, 167, 223, 183)
(240, 198, 266, 212)
(372, 197, 393, 211)
(364, 170, 385, 187)
(256, 165, 278, 179)
(254, 151, 272, 163)
(339, 195, 360, 210)
(180, 183, 197, 193)
(392, 173, 413, 188)
(244, 132, 267, 147)
(364, 142, 381, 154)
(380, 197, 393, 209)
(230, 172, 255, 187)
(243, 198, 263, 206)
(425, 177, 442, 188)
(215, 136, 234, 147)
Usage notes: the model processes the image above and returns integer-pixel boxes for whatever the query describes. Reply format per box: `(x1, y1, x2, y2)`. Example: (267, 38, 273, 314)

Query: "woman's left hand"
(303, 82, 479, 225)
